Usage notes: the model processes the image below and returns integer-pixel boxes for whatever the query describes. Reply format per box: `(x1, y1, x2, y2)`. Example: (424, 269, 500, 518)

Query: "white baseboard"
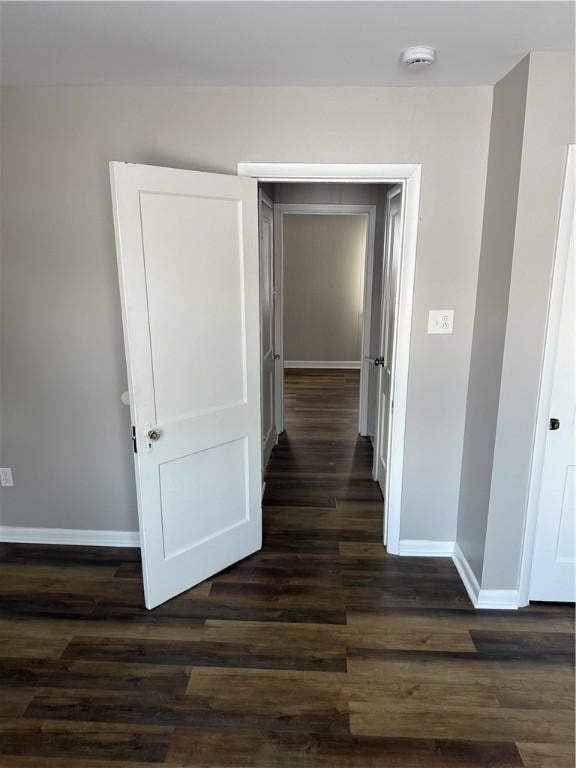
(475, 589, 521, 610)
(284, 360, 361, 370)
(398, 539, 455, 557)
(452, 542, 481, 605)
(0, 526, 140, 547)
(452, 543, 520, 610)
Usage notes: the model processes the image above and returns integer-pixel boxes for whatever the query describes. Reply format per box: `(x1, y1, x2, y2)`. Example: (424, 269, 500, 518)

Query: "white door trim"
(274, 202, 376, 437)
(518, 145, 576, 607)
(238, 163, 422, 555)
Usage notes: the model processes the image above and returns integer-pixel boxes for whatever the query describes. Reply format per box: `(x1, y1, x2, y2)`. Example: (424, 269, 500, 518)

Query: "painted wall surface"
(274, 183, 380, 207)
(456, 58, 529, 582)
(482, 53, 575, 590)
(1, 86, 491, 536)
(283, 213, 367, 363)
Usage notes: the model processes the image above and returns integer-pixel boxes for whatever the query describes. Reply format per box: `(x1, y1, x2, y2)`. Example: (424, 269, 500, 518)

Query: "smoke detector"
(401, 46, 437, 70)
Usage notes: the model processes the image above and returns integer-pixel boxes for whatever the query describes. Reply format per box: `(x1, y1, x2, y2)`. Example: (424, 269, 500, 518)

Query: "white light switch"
(428, 310, 454, 334)
(0, 468, 14, 487)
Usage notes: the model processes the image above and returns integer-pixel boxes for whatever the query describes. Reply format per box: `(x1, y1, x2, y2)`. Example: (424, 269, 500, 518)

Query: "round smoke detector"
(401, 46, 437, 69)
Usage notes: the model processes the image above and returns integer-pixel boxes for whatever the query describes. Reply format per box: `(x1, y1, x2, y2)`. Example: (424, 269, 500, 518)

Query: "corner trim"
(452, 543, 520, 610)
(398, 539, 455, 557)
(0, 526, 140, 548)
(284, 360, 361, 370)
(475, 589, 521, 610)
(452, 543, 481, 605)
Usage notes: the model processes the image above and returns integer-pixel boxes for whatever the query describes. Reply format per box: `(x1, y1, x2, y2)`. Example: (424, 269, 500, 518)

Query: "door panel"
(259, 193, 277, 469)
(140, 193, 246, 421)
(110, 162, 262, 609)
(374, 188, 403, 542)
(530, 177, 575, 601)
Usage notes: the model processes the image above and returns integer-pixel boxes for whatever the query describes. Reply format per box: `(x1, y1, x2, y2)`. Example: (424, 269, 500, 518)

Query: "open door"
(259, 191, 277, 470)
(374, 186, 403, 543)
(273, 207, 285, 434)
(110, 162, 262, 609)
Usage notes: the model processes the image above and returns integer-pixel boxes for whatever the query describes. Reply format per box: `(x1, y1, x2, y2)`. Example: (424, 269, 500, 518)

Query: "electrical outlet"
(0, 468, 14, 487)
(428, 310, 454, 334)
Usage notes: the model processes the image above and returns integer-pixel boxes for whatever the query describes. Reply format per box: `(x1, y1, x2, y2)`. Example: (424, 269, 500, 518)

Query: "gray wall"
(0, 85, 492, 537)
(283, 214, 367, 363)
(456, 57, 529, 581)
(456, 53, 575, 590)
(274, 183, 380, 206)
(482, 53, 575, 590)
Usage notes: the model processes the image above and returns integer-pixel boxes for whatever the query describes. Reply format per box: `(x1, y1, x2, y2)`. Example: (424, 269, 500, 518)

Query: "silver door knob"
(147, 429, 161, 442)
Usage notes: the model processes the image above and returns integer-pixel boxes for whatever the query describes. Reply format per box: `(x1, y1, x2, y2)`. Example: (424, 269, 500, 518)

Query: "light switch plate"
(0, 468, 14, 487)
(428, 310, 454, 334)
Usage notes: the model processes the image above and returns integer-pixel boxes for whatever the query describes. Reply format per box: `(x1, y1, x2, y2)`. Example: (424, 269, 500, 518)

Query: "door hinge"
(131, 426, 137, 453)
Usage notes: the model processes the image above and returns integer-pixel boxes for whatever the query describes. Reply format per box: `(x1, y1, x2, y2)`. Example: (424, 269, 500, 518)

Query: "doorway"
(111, 161, 420, 608)
(252, 168, 419, 560)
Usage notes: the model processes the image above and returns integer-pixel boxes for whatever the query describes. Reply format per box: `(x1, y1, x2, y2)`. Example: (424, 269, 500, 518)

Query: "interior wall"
(456, 57, 529, 582)
(1, 85, 492, 538)
(274, 183, 380, 207)
(283, 213, 367, 364)
(481, 52, 575, 591)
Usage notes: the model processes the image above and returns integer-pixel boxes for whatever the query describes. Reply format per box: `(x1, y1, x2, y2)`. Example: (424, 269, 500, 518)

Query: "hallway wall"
(457, 57, 529, 583)
(456, 52, 575, 598)
(482, 52, 575, 592)
(283, 213, 367, 365)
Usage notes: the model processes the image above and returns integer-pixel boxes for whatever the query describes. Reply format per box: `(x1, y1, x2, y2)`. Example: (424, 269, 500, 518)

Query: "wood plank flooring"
(0, 369, 573, 767)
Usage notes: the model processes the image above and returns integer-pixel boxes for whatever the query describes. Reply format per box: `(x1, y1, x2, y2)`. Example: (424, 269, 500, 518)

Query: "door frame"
(518, 144, 575, 607)
(258, 189, 277, 472)
(238, 163, 421, 555)
(274, 202, 376, 436)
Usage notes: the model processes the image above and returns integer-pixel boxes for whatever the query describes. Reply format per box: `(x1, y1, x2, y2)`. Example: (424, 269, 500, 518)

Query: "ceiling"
(1, 1, 573, 87)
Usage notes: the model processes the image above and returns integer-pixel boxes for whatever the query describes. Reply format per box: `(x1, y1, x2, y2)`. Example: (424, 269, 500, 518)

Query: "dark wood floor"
(0, 369, 573, 767)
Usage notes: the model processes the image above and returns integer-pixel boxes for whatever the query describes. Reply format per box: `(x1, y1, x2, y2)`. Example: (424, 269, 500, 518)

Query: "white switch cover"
(0, 468, 14, 487)
(428, 310, 454, 334)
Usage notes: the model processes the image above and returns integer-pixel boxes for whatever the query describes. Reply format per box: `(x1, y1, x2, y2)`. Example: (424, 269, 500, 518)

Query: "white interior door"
(110, 162, 262, 609)
(273, 208, 285, 434)
(374, 187, 403, 542)
(529, 153, 575, 602)
(259, 192, 277, 469)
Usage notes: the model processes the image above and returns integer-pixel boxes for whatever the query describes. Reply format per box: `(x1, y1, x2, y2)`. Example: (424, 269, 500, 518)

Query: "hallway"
(0, 371, 573, 766)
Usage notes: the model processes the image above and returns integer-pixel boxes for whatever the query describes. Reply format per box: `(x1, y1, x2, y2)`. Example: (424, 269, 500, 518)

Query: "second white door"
(529, 148, 575, 602)
(259, 192, 277, 469)
(374, 187, 403, 542)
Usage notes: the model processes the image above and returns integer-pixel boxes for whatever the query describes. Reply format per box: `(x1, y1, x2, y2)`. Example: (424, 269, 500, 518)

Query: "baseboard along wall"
(399, 539, 520, 609)
(0, 527, 520, 607)
(0, 526, 140, 547)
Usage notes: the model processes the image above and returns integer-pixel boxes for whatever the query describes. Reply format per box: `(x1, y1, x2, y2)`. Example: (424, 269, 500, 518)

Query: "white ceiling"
(1, 1, 573, 87)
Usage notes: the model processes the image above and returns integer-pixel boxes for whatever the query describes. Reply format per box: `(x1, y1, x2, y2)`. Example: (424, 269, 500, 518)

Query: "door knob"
(374, 357, 385, 366)
(274, 353, 281, 360)
(147, 428, 161, 442)
(549, 418, 560, 431)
